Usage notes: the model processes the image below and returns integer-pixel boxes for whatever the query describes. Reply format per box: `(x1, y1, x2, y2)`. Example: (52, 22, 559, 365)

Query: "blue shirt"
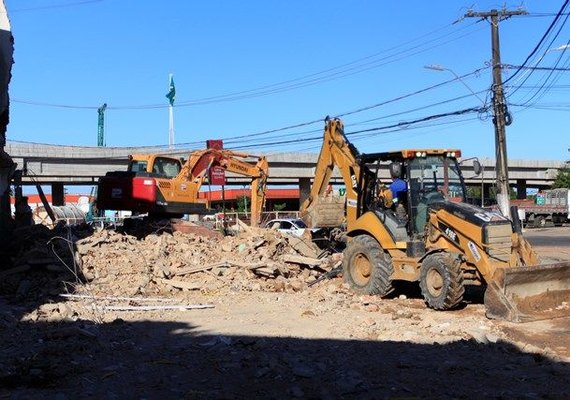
(389, 178, 407, 199)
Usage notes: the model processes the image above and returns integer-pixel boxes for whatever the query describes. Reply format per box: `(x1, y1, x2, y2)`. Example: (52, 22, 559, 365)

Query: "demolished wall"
(0, 0, 14, 249)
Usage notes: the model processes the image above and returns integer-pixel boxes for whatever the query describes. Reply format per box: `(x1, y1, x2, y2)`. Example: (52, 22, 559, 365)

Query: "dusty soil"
(1, 223, 569, 399)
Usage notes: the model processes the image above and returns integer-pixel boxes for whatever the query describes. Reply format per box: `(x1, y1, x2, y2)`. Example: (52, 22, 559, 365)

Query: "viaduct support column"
(516, 179, 527, 200)
(51, 183, 65, 206)
(299, 178, 311, 208)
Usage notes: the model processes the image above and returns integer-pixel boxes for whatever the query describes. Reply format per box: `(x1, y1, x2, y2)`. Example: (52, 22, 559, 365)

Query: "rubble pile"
(75, 222, 337, 298)
(0, 222, 93, 299)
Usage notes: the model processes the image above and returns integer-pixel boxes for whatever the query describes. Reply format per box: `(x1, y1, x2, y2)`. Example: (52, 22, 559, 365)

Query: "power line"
(8, 104, 486, 154)
(349, 86, 490, 127)
(12, 21, 483, 111)
(519, 12, 570, 18)
(503, 0, 570, 85)
(229, 106, 484, 151)
(504, 6, 570, 109)
(11, 70, 490, 152)
(165, 67, 490, 148)
(346, 107, 483, 136)
(504, 64, 570, 71)
(226, 89, 490, 149)
(11, 98, 99, 109)
(510, 102, 570, 110)
(10, 0, 103, 12)
(336, 67, 488, 119)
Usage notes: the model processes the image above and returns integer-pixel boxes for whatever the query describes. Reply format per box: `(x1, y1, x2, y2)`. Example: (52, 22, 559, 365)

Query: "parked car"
(264, 218, 314, 237)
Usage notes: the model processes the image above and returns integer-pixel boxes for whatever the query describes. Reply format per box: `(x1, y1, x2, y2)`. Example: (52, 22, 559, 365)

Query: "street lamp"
(514, 44, 570, 79)
(551, 44, 570, 52)
(424, 64, 486, 106)
(543, 44, 570, 59)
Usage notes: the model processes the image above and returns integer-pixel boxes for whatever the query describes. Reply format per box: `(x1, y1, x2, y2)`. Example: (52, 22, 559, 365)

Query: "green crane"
(92, 103, 108, 220)
(97, 103, 107, 146)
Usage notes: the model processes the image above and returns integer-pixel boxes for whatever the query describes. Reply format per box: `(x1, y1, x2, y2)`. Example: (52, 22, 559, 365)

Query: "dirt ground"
(1, 224, 569, 399)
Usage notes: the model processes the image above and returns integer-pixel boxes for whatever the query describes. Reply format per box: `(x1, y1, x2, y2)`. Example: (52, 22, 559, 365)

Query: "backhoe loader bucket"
(484, 262, 570, 322)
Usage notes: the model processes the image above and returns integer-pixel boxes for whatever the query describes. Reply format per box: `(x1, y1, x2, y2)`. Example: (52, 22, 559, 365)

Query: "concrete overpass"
(6, 141, 567, 205)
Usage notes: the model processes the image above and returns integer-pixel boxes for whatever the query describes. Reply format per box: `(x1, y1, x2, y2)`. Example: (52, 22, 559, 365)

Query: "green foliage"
(466, 186, 481, 199)
(273, 202, 287, 211)
(236, 196, 250, 212)
(465, 186, 482, 205)
(553, 167, 570, 189)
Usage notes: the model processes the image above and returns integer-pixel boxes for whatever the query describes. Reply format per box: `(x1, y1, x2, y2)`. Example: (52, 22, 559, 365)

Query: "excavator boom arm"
(300, 117, 361, 227)
(218, 153, 269, 226)
(179, 149, 269, 225)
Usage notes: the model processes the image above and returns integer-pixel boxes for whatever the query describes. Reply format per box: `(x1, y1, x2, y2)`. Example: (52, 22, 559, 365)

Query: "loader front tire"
(419, 252, 464, 310)
(343, 235, 394, 296)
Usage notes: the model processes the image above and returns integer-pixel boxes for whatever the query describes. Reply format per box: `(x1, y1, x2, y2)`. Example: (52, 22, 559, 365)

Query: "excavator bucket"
(484, 262, 570, 323)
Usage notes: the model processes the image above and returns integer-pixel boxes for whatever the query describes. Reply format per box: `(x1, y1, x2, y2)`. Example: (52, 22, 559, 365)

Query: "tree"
(465, 186, 482, 205)
(553, 167, 570, 189)
(236, 195, 250, 212)
(273, 202, 286, 211)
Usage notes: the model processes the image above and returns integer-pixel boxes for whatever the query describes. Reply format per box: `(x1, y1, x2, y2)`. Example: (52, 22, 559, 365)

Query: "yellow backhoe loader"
(97, 148, 268, 226)
(308, 117, 570, 322)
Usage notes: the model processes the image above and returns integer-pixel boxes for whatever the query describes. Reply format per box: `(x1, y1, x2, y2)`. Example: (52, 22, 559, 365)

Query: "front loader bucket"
(484, 262, 570, 323)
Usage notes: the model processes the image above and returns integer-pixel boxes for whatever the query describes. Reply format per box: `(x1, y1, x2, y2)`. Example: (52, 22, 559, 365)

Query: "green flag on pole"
(166, 75, 176, 106)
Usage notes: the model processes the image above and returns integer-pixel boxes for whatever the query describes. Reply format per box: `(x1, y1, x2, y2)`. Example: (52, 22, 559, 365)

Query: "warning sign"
(207, 139, 225, 185)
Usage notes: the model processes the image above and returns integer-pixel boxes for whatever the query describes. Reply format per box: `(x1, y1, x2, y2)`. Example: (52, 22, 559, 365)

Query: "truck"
(514, 188, 570, 227)
(97, 148, 269, 226)
(308, 117, 570, 322)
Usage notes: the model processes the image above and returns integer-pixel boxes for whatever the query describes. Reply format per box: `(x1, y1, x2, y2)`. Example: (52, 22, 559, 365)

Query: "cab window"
(280, 221, 293, 230)
(152, 157, 181, 178)
(129, 160, 148, 173)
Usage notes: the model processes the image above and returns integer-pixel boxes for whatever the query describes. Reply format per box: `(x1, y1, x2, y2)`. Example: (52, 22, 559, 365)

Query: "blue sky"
(5, 0, 570, 161)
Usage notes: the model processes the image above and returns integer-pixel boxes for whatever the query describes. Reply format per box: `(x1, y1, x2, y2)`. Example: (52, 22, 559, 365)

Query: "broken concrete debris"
(0, 220, 337, 302)
(73, 223, 335, 298)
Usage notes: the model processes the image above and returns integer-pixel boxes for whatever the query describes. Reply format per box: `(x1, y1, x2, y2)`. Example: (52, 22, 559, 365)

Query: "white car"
(264, 218, 313, 237)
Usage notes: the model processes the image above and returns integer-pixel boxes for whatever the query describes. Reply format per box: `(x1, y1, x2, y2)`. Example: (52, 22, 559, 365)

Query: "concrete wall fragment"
(0, 0, 14, 245)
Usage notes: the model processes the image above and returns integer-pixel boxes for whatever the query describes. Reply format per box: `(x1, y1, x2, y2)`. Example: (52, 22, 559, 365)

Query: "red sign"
(207, 139, 225, 185)
(209, 167, 226, 185)
(206, 139, 223, 150)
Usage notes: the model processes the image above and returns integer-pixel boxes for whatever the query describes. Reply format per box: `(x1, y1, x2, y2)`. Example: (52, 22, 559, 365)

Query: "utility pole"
(97, 103, 107, 147)
(464, 8, 527, 218)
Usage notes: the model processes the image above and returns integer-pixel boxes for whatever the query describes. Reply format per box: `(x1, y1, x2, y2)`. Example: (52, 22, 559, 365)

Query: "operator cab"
(407, 151, 465, 233)
(358, 149, 466, 240)
(128, 155, 182, 179)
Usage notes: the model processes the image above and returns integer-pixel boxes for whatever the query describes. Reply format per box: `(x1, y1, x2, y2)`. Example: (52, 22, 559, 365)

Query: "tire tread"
(343, 235, 394, 297)
(419, 252, 464, 310)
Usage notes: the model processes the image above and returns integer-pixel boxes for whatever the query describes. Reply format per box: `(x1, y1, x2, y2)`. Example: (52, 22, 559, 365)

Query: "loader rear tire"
(343, 235, 394, 296)
(419, 252, 464, 310)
